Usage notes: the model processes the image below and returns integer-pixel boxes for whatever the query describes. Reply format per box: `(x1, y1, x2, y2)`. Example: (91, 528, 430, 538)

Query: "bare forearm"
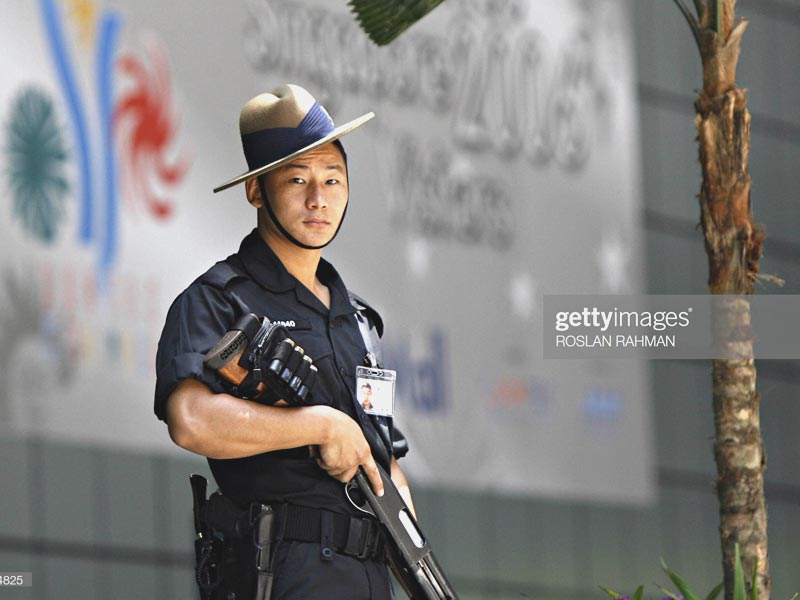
(390, 456, 416, 517)
(167, 378, 385, 494)
(166, 378, 333, 459)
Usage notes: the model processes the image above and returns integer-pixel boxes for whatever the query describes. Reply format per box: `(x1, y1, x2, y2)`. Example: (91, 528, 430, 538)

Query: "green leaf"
(671, 0, 702, 54)
(733, 544, 746, 600)
(705, 582, 724, 600)
(750, 554, 759, 600)
(661, 559, 703, 600)
(348, 0, 446, 45)
(715, 0, 722, 36)
(632, 585, 645, 600)
(788, 593, 798, 600)
(658, 585, 685, 600)
(598, 585, 622, 598)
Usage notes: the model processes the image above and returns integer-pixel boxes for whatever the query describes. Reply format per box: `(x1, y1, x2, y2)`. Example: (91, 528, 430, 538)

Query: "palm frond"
(693, 0, 706, 20)
(671, 0, 702, 55)
(348, 0, 446, 46)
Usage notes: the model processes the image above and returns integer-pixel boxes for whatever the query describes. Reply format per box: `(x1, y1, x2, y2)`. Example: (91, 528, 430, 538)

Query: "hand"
(316, 409, 384, 496)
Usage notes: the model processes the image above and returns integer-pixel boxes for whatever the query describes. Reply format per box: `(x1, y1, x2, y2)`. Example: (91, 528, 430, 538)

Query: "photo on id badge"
(356, 366, 396, 417)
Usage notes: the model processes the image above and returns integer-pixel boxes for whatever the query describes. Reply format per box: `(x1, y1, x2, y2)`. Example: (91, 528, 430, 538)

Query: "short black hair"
(332, 138, 347, 165)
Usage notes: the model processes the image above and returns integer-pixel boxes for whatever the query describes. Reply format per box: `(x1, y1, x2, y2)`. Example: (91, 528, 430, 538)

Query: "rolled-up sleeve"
(154, 284, 239, 422)
(390, 423, 409, 459)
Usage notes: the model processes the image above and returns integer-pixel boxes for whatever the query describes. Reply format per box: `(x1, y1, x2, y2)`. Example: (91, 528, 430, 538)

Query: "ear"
(245, 178, 263, 208)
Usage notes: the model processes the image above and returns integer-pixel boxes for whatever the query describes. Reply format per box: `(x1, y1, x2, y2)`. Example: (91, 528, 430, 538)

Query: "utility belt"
(203, 494, 386, 560)
(190, 475, 385, 600)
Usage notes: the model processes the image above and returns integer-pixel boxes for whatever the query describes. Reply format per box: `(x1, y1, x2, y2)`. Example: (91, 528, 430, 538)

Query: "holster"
(190, 475, 278, 600)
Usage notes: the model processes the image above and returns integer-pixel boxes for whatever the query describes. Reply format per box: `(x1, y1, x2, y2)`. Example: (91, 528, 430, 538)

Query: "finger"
(362, 458, 384, 497)
(316, 457, 345, 474)
(335, 467, 358, 483)
(316, 460, 355, 483)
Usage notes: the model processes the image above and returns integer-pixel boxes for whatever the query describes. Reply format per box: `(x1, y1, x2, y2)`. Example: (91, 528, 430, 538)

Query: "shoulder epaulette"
(348, 291, 384, 338)
(199, 257, 247, 291)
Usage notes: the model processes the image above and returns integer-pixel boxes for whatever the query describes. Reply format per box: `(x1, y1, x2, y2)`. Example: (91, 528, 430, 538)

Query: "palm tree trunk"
(679, 0, 769, 597)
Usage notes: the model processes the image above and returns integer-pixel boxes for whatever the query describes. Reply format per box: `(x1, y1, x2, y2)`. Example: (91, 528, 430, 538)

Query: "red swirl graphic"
(114, 38, 188, 220)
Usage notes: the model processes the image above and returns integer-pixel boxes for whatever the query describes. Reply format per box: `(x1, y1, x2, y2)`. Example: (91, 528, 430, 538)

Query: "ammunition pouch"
(203, 313, 318, 406)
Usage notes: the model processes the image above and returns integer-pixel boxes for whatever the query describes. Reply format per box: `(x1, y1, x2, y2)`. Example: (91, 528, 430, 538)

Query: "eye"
(326, 178, 339, 185)
(291, 177, 305, 184)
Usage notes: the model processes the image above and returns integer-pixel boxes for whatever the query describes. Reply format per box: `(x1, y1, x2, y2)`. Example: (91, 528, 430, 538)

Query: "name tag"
(356, 366, 396, 417)
(271, 318, 311, 330)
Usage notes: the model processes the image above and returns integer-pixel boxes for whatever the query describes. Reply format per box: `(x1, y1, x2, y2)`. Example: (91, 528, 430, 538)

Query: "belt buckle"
(357, 518, 380, 560)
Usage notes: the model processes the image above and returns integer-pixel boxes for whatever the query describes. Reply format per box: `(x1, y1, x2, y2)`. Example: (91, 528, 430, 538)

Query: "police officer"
(154, 84, 412, 599)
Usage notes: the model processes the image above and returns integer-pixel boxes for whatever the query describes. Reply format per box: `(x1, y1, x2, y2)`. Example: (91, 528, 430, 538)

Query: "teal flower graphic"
(5, 87, 70, 243)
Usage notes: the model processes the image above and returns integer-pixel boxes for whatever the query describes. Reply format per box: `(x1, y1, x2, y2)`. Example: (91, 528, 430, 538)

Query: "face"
(248, 143, 348, 249)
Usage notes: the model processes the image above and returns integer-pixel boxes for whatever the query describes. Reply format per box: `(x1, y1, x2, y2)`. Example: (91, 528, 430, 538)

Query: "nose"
(306, 181, 328, 210)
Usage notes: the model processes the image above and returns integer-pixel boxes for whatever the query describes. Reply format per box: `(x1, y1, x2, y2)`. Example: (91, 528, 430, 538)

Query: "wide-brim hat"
(213, 84, 374, 193)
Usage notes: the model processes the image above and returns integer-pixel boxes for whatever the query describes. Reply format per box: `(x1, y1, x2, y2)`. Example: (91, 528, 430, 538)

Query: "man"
(154, 84, 411, 599)
(359, 382, 374, 411)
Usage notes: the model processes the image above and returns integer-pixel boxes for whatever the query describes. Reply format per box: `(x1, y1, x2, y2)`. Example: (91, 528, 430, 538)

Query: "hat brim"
(213, 112, 375, 193)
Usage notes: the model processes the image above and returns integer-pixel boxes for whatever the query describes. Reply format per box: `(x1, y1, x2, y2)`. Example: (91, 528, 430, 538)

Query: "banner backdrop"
(1, 0, 653, 504)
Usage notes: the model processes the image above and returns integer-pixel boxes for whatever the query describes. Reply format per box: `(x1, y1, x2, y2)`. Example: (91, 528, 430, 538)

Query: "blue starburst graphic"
(5, 87, 70, 243)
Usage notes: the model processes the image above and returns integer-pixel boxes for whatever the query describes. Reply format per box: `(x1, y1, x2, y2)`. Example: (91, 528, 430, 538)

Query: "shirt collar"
(237, 229, 296, 293)
(318, 259, 358, 319)
(236, 229, 357, 319)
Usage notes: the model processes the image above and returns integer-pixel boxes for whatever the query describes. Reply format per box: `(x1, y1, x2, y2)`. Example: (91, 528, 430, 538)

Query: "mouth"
(303, 218, 330, 227)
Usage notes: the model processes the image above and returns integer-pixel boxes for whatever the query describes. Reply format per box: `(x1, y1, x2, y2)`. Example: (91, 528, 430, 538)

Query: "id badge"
(356, 365, 396, 417)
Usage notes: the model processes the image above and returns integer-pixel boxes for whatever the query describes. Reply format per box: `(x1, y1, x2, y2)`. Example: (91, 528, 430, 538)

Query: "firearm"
(205, 315, 458, 598)
(190, 473, 276, 600)
(203, 313, 318, 405)
(346, 465, 458, 599)
(190, 474, 222, 600)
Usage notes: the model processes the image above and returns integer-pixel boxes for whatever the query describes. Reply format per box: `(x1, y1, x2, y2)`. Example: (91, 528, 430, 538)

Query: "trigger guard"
(344, 480, 374, 517)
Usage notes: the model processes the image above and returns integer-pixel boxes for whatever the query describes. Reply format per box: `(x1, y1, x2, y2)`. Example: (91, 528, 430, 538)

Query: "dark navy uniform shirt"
(154, 229, 407, 513)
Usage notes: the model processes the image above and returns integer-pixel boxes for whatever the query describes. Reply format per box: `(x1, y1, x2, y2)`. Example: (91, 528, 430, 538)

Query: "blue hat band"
(241, 102, 335, 171)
